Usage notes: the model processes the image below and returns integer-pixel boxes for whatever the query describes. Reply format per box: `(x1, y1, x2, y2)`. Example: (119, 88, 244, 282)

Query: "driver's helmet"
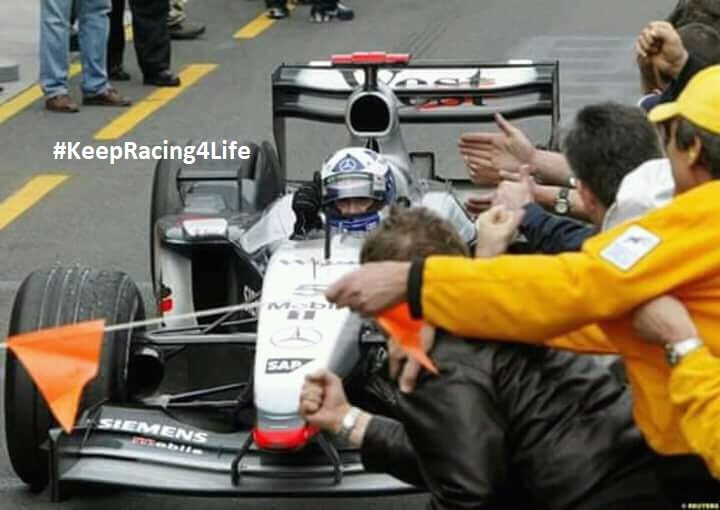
(320, 147, 397, 232)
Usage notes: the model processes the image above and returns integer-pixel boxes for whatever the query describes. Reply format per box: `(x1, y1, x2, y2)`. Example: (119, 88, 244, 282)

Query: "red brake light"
(159, 297, 173, 313)
(330, 52, 410, 65)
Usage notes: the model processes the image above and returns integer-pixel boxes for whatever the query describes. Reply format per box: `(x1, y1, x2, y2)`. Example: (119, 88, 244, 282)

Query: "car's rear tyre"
(5, 266, 144, 491)
(150, 155, 183, 293)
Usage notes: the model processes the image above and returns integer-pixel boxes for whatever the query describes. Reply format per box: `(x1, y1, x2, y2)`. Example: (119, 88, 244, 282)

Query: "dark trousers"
(108, 0, 171, 76)
(107, 0, 125, 70)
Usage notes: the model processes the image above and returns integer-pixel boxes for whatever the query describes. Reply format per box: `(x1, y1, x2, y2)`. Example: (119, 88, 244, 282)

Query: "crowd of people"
(39, 0, 355, 112)
(33, 0, 720, 506)
(288, 0, 720, 508)
(40, 0, 206, 112)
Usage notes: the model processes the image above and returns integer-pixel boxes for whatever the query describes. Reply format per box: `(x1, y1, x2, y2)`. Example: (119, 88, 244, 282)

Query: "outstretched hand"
(459, 113, 536, 185)
(493, 164, 535, 211)
(325, 261, 411, 316)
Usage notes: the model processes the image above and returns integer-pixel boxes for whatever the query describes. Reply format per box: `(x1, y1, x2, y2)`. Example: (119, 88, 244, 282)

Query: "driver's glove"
(292, 172, 323, 236)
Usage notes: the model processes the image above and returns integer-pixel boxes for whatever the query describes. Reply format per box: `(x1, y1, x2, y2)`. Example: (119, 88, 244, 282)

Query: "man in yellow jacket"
(327, 65, 720, 497)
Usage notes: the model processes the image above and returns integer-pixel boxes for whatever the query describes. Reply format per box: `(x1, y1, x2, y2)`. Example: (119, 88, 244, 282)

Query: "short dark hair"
(561, 102, 664, 208)
(360, 206, 469, 263)
(678, 22, 720, 65)
(668, 0, 720, 33)
(674, 117, 720, 178)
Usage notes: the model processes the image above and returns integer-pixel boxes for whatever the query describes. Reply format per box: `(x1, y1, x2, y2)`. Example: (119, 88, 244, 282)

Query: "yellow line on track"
(0, 63, 82, 126)
(94, 63, 217, 141)
(125, 23, 134, 42)
(0, 174, 70, 231)
(234, 4, 296, 39)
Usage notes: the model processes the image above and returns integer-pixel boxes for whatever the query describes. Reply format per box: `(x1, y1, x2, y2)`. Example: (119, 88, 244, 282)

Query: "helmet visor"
(322, 172, 377, 204)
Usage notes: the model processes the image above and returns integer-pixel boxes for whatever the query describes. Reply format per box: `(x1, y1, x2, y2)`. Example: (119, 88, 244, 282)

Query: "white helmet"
(320, 147, 397, 232)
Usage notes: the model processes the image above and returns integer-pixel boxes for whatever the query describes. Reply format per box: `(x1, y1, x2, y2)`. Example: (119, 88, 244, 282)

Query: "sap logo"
(265, 358, 313, 374)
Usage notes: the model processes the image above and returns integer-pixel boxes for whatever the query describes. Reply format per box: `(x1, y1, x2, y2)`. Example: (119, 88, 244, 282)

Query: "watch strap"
(666, 337, 704, 366)
(338, 407, 361, 441)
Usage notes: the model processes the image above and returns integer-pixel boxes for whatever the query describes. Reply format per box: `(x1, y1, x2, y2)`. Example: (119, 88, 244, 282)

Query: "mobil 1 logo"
(265, 358, 313, 374)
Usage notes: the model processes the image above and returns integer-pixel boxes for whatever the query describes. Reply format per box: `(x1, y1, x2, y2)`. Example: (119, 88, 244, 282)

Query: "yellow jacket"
(411, 180, 720, 455)
(670, 347, 720, 478)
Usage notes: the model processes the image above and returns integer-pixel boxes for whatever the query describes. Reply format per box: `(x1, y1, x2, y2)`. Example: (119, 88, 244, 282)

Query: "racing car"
(4, 52, 559, 501)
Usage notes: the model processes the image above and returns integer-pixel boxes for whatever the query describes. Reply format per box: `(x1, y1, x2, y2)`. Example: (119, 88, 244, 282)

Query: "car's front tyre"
(5, 266, 144, 490)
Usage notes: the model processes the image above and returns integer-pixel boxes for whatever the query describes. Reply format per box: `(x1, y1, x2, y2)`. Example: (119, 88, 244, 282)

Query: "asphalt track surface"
(0, 0, 674, 507)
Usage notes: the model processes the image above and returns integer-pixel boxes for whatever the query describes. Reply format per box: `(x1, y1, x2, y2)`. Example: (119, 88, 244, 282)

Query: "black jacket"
(515, 203, 596, 255)
(360, 334, 666, 509)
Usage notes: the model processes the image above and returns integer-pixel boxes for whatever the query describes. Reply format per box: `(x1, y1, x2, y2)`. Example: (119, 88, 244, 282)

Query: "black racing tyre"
(5, 266, 144, 491)
(150, 156, 183, 293)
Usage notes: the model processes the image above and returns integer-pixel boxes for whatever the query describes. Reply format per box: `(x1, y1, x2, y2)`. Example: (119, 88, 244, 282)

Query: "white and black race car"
(4, 52, 559, 501)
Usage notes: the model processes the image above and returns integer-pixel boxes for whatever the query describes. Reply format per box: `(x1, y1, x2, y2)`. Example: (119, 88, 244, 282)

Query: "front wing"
(48, 405, 417, 501)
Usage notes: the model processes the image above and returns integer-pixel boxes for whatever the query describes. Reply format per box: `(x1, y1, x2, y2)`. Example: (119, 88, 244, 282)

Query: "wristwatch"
(665, 337, 704, 366)
(337, 407, 362, 441)
(553, 188, 571, 215)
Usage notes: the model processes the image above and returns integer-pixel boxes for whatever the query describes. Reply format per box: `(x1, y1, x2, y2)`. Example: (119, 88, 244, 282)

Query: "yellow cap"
(648, 65, 720, 134)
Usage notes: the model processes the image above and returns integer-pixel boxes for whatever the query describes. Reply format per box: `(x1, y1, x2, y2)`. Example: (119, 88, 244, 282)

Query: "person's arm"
(360, 414, 426, 487)
(519, 203, 596, 254)
(458, 113, 572, 186)
(659, 53, 708, 103)
(528, 149, 573, 186)
(631, 296, 720, 479)
(408, 183, 720, 341)
(670, 347, 720, 479)
(533, 185, 590, 221)
(299, 371, 426, 487)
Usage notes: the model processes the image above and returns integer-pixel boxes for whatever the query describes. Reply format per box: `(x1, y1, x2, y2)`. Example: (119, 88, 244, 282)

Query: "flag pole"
(0, 301, 263, 349)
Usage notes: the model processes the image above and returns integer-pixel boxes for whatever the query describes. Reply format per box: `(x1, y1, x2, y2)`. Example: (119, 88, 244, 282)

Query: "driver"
(291, 147, 399, 237)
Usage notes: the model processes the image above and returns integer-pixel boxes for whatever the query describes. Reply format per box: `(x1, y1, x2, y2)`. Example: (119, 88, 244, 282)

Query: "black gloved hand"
(292, 172, 323, 236)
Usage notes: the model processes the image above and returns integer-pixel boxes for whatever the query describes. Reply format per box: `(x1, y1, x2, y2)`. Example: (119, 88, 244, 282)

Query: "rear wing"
(271, 53, 560, 176)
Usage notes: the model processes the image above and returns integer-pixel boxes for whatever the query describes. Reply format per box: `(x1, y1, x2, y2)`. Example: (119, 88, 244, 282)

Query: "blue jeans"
(40, 0, 111, 98)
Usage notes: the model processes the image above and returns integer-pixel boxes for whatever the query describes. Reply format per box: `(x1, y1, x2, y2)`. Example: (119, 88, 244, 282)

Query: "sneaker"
(267, 7, 289, 19)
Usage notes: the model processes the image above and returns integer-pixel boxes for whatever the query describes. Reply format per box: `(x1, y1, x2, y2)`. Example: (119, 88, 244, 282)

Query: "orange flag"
(377, 302, 438, 375)
(7, 320, 105, 433)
